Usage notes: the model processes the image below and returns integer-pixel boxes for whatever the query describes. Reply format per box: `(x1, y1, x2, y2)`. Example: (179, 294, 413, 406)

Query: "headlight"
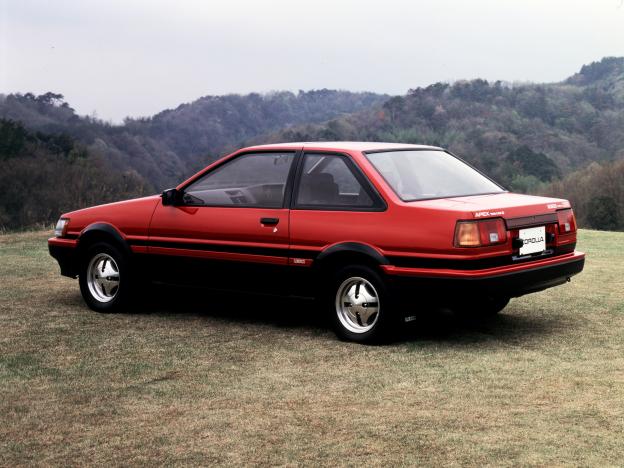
(54, 218, 70, 238)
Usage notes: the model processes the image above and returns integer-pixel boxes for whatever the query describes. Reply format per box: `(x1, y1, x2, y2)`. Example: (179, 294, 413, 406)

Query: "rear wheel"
(79, 242, 135, 313)
(329, 265, 397, 343)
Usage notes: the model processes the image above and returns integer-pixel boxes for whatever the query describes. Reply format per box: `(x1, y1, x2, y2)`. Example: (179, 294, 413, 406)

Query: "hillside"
(0, 90, 388, 190)
(1, 57, 624, 231)
(0, 120, 147, 229)
(262, 57, 624, 187)
(540, 159, 624, 230)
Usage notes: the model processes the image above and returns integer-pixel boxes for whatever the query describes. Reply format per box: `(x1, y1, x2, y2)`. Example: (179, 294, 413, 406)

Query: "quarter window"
(295, 154, 375, 208)
(184, 152, 295, 207)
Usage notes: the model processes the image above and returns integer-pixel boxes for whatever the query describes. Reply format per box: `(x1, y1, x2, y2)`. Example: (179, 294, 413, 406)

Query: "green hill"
(1, 57, 624, 231)
(0, 90, 388, 190)
(263, 57, 624, 186)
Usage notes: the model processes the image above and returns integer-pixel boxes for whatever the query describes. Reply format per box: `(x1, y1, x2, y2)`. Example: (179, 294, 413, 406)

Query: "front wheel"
(79, 242, 135, 313)
(329, 265, 397, 343)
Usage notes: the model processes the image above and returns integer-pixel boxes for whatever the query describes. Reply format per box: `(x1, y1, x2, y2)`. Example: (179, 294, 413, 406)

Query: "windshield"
(365, 150, 504, 201)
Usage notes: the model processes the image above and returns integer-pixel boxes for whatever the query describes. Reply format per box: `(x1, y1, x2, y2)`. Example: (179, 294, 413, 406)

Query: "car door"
(148, 150, 298, 293)
(288, 152, 387, 296)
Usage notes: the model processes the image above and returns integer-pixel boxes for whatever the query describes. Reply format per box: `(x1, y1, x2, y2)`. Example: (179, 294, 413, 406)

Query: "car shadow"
(395, 307, 563, 347)
(134, 284, 563, 346)
(143, 284, 328, 329)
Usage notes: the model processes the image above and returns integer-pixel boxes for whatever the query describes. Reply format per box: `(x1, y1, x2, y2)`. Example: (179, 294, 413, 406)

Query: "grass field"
(1, 229, 623, 466)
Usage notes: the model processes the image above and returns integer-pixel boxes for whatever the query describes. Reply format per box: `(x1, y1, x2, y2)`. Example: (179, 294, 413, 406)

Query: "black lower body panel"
(389, 256, 585, 303)
(49, 245, 78, 278)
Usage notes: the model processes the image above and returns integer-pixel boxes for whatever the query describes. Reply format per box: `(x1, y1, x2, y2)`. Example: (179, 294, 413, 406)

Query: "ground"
(0, 229, 622, 466)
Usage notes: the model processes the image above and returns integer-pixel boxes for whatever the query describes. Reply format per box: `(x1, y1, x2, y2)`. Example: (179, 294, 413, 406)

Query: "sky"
(2, 0, 624, 122)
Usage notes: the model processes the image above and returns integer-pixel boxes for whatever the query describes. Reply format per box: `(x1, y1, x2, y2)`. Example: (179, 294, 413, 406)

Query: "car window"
(366, 150, 504, 201)
(295, 154, 374, 208)
(184, 152, 295, 207)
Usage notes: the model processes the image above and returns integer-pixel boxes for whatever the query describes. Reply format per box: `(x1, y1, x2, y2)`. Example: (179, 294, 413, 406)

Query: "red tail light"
(454, 219, 507, 247)
(557, 209, 577, 235)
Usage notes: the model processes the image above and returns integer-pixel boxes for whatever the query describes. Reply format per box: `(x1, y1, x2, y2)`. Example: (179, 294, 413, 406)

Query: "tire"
(455, 296, 510, 318)
(78, 242, 135, 313)
(328, 265, 397, 344)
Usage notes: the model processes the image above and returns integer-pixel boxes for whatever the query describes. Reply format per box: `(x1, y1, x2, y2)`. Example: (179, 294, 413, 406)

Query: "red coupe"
(49, 142, 585, 342)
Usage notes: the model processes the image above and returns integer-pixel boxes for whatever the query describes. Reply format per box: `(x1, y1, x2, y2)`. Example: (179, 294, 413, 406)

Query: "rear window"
(365, 150, 504, 201)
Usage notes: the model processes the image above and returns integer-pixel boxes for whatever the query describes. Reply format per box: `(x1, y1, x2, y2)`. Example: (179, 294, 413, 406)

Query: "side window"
(184, 152, 294, 207)
(295, 154, 376, 209)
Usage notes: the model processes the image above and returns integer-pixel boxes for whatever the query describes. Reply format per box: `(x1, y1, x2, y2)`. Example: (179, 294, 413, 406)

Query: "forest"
(1, 57, 623, 231)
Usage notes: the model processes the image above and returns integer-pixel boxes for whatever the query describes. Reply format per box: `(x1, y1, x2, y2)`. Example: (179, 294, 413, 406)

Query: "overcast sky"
(2, 0, 623, 122)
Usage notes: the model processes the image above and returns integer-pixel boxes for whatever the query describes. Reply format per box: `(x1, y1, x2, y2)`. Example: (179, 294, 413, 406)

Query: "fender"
(315, 242, 389, 268)
(77, 222, 133, 258)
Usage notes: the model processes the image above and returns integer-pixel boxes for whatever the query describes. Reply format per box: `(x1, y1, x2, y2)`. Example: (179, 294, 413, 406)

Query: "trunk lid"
(408, 192, 570, 220)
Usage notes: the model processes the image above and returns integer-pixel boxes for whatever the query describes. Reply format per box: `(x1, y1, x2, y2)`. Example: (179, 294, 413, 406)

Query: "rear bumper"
(48, 238, 79, 278)
(383, 251, 585, 298)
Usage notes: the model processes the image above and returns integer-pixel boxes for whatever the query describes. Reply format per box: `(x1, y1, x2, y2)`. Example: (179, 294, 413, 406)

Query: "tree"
(587, 196, 620, 231)
(506, 145, 560, 182)
(37, 92, 65, 106)
(0, 119, 28, 159)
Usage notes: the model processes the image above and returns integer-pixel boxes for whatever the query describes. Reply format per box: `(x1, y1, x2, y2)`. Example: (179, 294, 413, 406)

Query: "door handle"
(260, 217, 279, 225)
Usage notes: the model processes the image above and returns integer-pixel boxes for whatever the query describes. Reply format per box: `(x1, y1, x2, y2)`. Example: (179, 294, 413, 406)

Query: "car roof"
(242, 141, 444, 152)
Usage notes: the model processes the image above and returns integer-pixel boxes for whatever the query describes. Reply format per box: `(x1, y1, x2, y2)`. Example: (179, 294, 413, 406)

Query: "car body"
(49, 142, 585, 342)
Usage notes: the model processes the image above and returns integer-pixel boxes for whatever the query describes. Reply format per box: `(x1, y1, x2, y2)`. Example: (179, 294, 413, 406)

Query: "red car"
(49, 142, 584, 342)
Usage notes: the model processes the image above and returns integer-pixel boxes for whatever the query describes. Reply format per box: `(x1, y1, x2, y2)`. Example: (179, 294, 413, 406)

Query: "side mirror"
(161, 188, 182, 206)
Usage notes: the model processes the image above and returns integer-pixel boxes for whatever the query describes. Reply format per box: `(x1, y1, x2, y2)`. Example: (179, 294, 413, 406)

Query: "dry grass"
(0, 229, 623, 466)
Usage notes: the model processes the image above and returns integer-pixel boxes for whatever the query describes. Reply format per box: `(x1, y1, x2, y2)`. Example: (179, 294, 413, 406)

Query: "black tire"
(328, 265, 398, 344)
(78, 242, 136, 313)
(454, 296, 510, 318)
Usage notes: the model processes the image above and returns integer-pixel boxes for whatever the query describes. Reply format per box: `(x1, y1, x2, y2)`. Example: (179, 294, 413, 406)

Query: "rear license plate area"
(518, 226, 546, 256)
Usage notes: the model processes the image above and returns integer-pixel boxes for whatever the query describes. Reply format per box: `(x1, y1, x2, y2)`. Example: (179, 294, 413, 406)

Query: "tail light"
(454, 219, 507, 247)
(557, 209, 577, 235)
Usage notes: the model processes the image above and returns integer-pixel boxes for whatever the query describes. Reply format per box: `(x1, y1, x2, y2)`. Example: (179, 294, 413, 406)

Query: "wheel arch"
(314, 242, 389, 275)
(76, 223, 132, 261)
